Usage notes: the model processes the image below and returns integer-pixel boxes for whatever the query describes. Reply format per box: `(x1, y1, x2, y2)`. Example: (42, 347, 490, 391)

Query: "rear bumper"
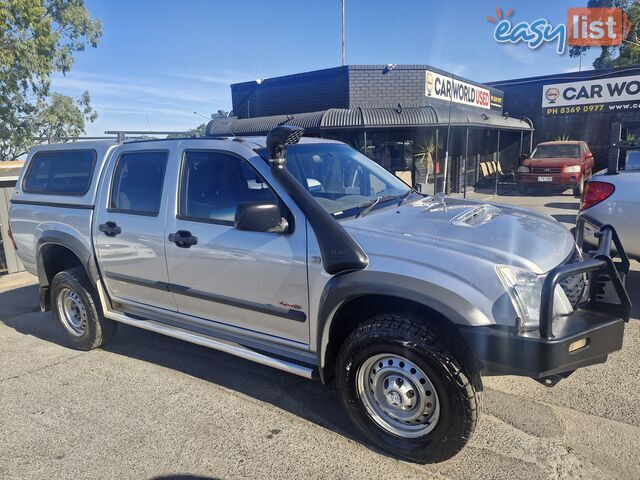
(517, 172, 582, 187)
(459, 311, 624, 378)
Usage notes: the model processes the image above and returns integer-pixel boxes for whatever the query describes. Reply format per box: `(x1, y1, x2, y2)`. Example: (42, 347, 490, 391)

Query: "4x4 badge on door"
(280, 301, 302, 310)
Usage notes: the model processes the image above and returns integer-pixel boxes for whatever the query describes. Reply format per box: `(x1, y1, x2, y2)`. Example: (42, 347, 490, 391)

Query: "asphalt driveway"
(1, 191, 638, 480)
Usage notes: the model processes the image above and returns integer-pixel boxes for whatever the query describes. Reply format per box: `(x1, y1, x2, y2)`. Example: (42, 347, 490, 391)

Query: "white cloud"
(48, 71, 235, 136)
(440, 63, 467, 76)
(175, 70, 258, 85)
(51, 72, 227, 105)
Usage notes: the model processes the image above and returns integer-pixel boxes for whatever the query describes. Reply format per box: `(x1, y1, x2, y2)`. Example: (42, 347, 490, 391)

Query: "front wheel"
(336, 313, 478, 463)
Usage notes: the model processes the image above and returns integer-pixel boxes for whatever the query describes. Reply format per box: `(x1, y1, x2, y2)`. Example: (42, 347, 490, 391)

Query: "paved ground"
(1, 190, 639, 479)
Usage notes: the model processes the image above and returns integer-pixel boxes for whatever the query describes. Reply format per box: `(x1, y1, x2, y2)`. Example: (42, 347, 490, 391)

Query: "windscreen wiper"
(356, 195, 398, 218)
(397, 189, 413, 206)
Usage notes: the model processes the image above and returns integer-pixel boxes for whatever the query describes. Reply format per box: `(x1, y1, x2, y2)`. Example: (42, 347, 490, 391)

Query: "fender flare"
(36, 231, 100, 288)
(316, 271, 483, 383)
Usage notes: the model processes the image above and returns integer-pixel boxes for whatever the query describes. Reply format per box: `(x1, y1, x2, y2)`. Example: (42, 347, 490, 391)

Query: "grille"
(531, 166, 562, 174)
(559, 248, 587, 308)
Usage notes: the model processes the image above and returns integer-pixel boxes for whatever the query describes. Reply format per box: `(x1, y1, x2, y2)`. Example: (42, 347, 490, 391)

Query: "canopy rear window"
(23, 150, 96, 195)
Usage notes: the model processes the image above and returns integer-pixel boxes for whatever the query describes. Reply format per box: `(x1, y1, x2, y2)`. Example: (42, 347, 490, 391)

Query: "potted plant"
(414, 139, 435, 189)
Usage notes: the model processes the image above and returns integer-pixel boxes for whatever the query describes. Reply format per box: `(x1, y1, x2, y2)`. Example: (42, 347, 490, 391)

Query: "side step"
(96, 281, 316, 379)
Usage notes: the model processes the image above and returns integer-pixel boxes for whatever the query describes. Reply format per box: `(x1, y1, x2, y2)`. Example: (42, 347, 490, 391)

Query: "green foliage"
(569, 0, 640, 69)
(554, 133, 572, 141)
(414, 139, 435, 159)
(0, 0, 101, 160)
(166, 123, 208, 139)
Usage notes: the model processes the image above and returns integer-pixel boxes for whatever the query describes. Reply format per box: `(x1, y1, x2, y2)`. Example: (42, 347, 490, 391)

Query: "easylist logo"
(567, 7, 631, 46)
(542, 74, 640, 108)
(489, 7, 631, 55)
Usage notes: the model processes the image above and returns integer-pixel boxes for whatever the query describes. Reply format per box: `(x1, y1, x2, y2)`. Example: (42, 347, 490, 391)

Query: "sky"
(50, 0, 603, 136)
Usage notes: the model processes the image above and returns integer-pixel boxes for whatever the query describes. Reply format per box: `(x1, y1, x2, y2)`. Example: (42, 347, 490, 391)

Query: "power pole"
(341, 0, 346, 65)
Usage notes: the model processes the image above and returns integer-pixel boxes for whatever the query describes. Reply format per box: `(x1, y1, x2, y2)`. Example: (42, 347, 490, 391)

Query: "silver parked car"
(578, 150, 640, 259)
(8, 126, 631, 463)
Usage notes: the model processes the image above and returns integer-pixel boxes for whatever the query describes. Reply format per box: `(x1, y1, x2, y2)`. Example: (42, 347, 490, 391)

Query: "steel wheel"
(356, 353, 440, 438)
(56, 287, 88, 337)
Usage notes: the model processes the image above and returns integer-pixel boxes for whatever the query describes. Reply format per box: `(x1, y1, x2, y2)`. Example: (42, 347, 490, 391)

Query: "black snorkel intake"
(266, 126, 369, 275)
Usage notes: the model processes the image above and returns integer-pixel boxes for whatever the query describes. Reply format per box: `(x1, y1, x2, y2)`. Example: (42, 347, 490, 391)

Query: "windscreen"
(531, 144, 580, 159)
(266, 143, 411, 217)
(626, 151, 640, 171)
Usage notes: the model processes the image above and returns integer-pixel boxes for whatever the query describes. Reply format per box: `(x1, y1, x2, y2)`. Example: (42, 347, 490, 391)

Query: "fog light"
(569, 338, 589, 352)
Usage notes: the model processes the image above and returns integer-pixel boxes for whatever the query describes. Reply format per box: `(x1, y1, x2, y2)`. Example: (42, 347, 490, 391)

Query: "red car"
(516, 141, 594, 197)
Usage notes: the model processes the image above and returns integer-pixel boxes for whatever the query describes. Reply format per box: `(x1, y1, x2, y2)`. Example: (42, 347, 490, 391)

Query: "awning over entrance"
(207, 105, 533, 136)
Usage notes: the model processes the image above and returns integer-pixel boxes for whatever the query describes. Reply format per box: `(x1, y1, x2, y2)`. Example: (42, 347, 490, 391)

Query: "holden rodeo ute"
(8, 126, 631, 463)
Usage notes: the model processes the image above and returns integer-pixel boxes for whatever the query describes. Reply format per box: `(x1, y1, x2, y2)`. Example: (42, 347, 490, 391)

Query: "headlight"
(517, 166, 530, 173)
(564, 165, 581, 173)
(495, 265, 545, 332)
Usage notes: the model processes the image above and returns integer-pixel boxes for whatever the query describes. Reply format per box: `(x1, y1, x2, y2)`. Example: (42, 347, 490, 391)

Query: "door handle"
(168, 230, 198, 248)
(98, 221, 122, 237)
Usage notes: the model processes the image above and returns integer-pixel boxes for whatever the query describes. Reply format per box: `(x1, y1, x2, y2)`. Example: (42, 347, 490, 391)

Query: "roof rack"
(104, 130, 197, 142)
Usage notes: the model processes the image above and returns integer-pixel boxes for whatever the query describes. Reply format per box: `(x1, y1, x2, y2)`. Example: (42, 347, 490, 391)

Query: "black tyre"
(50, 268, 116, 350)
(336, 313, 478, 463)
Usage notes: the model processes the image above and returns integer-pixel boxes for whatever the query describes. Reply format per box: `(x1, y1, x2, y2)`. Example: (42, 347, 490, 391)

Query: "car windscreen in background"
(23, 149, 96, 195)
(531, 145, 580, 159)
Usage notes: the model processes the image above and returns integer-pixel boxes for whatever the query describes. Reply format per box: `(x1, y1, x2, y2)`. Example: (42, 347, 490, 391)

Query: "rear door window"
(109, 151, 168, 216)
(23, 150, 96, 195)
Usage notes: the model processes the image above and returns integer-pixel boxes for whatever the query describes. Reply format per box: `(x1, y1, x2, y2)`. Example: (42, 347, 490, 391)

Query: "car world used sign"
(425, 70, 492, 110)
(542, 74, 640, 115)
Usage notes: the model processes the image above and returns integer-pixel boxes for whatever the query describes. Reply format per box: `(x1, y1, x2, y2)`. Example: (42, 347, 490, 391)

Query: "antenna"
(341, 0, 346, 65)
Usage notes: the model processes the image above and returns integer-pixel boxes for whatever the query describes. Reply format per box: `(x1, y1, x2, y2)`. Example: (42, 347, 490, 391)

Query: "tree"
(0, 0, 102, 160)
(569, 0, 640, 69)
(166, 123, 208, 139)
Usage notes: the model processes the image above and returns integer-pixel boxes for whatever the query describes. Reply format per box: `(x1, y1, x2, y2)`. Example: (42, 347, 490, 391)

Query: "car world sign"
(542, 74, 640, 115)
(425, 70, 491, 110)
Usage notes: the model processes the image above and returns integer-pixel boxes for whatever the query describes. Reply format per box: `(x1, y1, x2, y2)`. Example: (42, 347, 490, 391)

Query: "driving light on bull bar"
(569, 338, 589, 352)
(495, 265, 546, 332)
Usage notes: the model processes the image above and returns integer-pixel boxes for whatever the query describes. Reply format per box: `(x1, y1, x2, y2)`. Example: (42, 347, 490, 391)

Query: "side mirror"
(234, 202, 289, 233)
(585, 152, 593, 159)
(520, 153, 529, 162)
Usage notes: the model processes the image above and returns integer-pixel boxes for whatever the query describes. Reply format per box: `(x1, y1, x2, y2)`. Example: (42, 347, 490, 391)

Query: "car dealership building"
(489, 65, 640, 168)
(209, 65, 533, 194)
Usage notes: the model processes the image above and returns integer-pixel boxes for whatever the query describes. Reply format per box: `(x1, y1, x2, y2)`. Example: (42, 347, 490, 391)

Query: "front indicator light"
(569, 338, 589, 352)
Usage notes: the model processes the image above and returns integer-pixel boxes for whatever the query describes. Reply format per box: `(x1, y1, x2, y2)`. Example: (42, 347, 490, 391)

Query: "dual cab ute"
(517, 140, 595, 196)
(9, 126, 631, 463)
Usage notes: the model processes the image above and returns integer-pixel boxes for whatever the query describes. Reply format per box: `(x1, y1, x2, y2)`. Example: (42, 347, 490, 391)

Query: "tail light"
(581, 181, 615, 211)
(7, 225, 17, 250)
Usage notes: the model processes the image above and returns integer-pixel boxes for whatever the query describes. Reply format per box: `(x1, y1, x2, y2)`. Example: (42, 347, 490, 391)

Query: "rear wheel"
(336, 313, 478, 463)
(50, 268, 116, 350)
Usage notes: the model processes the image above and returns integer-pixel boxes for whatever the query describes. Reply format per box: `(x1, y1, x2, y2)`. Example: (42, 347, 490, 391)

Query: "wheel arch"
(317, 271, 484, 390)
(36, 231, 100, 310)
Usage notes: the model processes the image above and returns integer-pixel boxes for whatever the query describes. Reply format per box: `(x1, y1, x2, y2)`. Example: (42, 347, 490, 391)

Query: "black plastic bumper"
(462, 215, 631, 380)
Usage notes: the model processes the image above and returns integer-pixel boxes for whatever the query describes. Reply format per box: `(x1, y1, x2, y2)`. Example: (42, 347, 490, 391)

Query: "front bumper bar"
(461, 215, 631, 380)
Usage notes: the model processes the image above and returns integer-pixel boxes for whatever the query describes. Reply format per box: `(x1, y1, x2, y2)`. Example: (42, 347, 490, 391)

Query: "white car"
(578, 151, 640, 260)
